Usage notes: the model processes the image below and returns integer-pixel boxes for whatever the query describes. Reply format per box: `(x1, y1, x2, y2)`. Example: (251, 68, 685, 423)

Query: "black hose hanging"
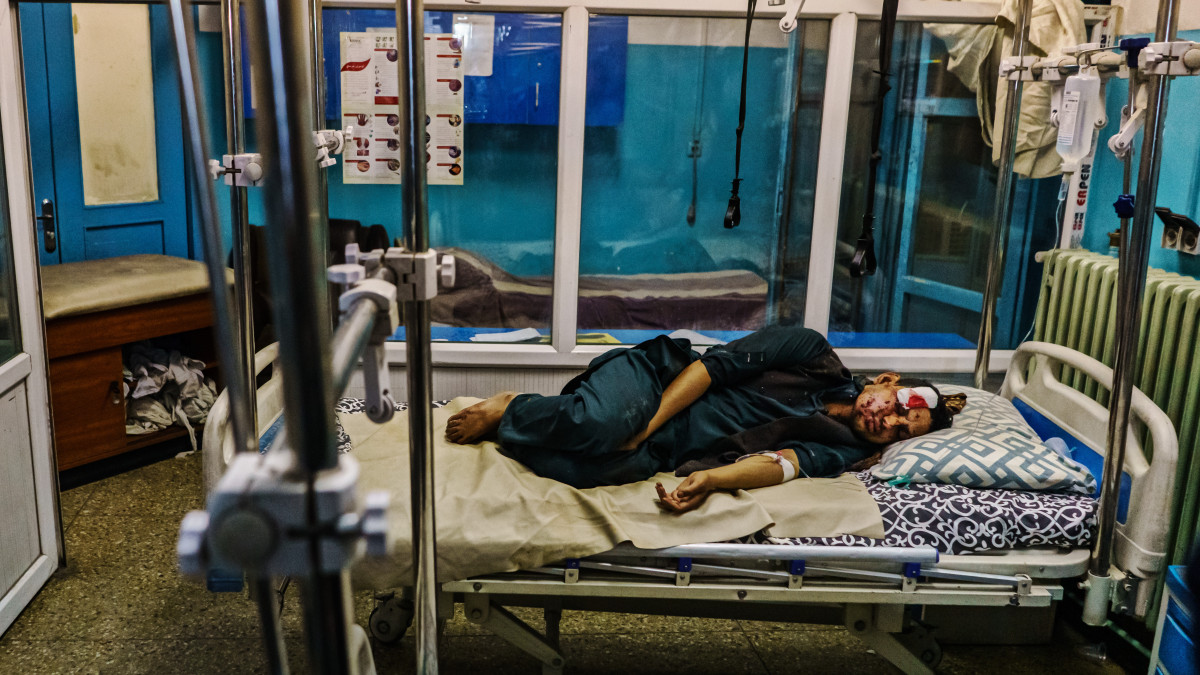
(688, 23, 708, 227)
(724, 0, 757, 229)
(849, 0, 901, 277)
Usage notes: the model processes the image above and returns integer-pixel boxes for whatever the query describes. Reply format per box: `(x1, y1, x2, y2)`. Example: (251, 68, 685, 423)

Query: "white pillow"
(869, 385, 1096, 495)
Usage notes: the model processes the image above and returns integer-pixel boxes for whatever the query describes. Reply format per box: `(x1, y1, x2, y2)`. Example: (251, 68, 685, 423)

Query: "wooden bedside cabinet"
(41, 255, 227, 470)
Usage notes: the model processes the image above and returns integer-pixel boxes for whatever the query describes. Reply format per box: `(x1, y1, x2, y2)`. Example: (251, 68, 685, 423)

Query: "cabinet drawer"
(48, 348, 126, 470)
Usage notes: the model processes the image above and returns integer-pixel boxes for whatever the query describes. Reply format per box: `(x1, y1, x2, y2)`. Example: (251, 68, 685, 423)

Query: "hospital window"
(829, 22, 1057, 350)
(579, 16, 828, 343)
(321, 10, 561, 343)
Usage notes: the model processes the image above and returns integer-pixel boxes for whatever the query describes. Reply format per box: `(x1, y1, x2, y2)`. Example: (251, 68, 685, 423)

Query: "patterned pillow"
(869, 385, 1097, 495)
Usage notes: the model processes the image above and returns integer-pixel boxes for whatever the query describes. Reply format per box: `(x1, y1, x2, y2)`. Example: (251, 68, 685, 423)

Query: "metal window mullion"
(803, 11, 856, 336)
(551, 6, 588, 354)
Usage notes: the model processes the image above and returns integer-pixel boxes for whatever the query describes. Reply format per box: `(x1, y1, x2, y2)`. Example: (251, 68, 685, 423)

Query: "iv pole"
(1085, 0, 1180, 625)
(220, 0, 257, 441)
(240, 0, 359, 669)
(164, 1, 291, 672)
(973, 0, 1033, 389)
(392, 0, 441, 671)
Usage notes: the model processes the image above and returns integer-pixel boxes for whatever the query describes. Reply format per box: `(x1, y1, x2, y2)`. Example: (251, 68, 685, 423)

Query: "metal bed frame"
(204, 339, 1178, 674)
(405, 341, 1177, 674)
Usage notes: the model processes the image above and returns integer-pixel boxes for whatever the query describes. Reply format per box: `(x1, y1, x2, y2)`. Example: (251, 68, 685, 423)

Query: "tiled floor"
(1, 452, 1130, 674)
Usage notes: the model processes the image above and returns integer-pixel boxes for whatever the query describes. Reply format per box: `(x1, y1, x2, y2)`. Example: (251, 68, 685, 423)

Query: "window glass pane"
(321, 10, 560, 344)
(910, 116, 993, 295)
(579, 16, 828, 343)
(829, 23, 1057, 349)
(72, 4, 160, 206)
(0, 126, 21, 364)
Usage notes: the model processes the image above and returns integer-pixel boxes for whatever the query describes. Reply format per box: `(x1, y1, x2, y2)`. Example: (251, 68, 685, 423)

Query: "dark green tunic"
(496, 326, 872, 488)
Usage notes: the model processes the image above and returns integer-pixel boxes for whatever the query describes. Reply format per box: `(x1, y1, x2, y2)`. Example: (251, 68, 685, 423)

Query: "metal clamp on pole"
(208, 153, 266, 187)
(999, 55, 1039, 81)
(1107, 80, 1148, 160)
(179, 454, 391, 578)
(384, 248, 454, 301)
(1141, 40, 1200, 75)
(1034, 55, 1077, 82)
(314, 126, 355, 169)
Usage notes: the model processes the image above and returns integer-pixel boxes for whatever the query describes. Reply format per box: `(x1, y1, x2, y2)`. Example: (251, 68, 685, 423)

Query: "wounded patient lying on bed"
(445, 326, 967, 512)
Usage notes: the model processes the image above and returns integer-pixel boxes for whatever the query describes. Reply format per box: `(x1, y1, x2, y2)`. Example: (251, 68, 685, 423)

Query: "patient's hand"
(655, 472, 714, 513)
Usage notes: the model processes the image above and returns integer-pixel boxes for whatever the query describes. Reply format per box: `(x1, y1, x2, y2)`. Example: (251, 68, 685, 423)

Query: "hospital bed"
(202, 340, 1176, 674)
(431, 247, 768, 332)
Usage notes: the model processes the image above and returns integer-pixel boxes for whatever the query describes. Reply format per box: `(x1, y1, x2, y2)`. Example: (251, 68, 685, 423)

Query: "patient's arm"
(656, 449, 800, 513)
(620, 360, 713, 450)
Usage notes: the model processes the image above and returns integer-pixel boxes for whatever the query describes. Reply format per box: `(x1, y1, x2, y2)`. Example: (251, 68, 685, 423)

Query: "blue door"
(20, 4, 188, 266)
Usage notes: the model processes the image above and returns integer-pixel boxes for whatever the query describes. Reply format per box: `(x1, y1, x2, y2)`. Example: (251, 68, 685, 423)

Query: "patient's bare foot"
(445, 392, 518, 444)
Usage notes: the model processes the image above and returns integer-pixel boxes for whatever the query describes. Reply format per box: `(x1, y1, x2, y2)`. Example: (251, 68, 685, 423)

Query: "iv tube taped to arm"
(736, 450, 799, 483)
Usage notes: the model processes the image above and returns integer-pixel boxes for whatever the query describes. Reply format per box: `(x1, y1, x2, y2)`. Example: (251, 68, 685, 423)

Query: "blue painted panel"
(1085, 29, 1200, 279)
(83, 222, 165, 259)
(37, 5, 189, 264)
(315, 10, 625, 126)
(1167, 566, 1197, 632)
(1011, 397, 1130, 522)
(828, 332, 974, 349)
(1159, 599, 1196, 675)
(18, 6, 59, 266)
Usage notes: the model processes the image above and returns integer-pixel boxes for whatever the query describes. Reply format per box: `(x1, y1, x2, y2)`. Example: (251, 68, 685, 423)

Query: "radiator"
(1034, 249, 1200, 577)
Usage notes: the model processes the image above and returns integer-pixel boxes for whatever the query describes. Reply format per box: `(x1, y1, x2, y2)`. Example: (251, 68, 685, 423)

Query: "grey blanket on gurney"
(349, 398, 885, 586)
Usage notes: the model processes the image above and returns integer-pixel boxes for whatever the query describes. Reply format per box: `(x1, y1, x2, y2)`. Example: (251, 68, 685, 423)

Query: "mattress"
(327, 399, 1096, 558)
(744, 470, 1097, 555)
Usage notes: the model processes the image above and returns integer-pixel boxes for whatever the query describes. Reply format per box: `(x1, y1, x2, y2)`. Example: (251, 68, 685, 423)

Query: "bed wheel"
(369, 594, 414, 644)
(913, 643, 942, 669)
(898, 622, 942, 669)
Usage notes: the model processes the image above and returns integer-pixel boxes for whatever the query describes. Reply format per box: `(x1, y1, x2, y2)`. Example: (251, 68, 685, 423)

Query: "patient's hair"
(896, 378, 967, 432)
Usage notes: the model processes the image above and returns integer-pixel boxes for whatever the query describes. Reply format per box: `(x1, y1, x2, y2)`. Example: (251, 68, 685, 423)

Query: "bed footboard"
(1001, 341, 1178, 612)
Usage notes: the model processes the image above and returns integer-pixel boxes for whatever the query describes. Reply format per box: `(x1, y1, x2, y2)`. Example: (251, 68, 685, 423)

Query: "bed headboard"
(1000, 341, 1178, 579)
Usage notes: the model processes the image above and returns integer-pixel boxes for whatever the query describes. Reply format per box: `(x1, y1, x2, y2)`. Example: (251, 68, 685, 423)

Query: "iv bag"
(1056, 72, 1102, 170)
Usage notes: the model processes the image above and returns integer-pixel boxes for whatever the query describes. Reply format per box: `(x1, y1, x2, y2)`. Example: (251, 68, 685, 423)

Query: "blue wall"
(193, 21, 797, 279)
(1084, 28, 1200, 278)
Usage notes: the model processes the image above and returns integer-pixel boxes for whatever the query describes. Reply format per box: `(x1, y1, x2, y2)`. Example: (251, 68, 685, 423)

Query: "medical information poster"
(340, 32, 464, 185)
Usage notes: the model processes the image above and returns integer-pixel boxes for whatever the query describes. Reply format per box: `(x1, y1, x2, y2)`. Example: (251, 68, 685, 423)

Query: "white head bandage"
(897, 387, 938, 411)
(736, 450, 798, 482)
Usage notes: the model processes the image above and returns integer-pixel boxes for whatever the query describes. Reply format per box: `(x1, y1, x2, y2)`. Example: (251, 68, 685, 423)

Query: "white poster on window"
(340, 31, 464, 186)
(424, 34, 465, 185)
